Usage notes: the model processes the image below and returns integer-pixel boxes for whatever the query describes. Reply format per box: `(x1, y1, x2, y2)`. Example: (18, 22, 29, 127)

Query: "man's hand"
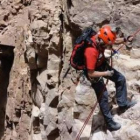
(125, 36, 134, 50)
(88, 70, 114, 78)
(105, 70, 114, 77)
(127, 36, 134, 42)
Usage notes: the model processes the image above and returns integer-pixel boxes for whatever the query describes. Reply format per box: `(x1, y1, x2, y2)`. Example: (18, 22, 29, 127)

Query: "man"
(84, 25, 137, 131)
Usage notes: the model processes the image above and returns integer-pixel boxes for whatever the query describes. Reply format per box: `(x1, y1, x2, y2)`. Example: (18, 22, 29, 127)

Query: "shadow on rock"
(0, 45, 14, 139)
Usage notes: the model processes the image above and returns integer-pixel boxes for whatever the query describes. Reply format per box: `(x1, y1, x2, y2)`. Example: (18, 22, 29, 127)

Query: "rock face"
(0, 0, 140, 140)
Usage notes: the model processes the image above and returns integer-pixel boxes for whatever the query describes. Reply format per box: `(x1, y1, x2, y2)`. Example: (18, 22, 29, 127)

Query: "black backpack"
(70, 27, 97, 70)
(63, 27, 97, 79)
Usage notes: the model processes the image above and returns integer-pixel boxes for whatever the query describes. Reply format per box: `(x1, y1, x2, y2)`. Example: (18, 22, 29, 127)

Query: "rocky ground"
(0, 0, 140, 140)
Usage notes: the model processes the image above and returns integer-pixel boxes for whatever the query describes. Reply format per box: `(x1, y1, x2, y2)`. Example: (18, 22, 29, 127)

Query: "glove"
(105, 70, 114, 77)
(127, 35, 134, 42)
(124, 36, 134, 43)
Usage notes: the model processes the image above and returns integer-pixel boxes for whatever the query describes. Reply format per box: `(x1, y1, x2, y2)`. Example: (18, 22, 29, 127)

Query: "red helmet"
(98, 25, 116, 45)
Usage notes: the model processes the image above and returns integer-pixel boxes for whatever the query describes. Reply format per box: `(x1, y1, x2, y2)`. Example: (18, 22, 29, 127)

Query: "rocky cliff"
(0, 0, 140, 140)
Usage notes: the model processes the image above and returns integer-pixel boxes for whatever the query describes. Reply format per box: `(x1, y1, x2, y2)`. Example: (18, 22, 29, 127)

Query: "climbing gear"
(98, 25, 116, 45)
(70, 27, 97, 70)
(109, 48, 120, 59)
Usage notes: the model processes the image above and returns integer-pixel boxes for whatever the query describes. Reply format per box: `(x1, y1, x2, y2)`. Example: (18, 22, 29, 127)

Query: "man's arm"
(114, 38, 125, 44)
(115, 36, 134, 45)
(87, 69, 114, 78)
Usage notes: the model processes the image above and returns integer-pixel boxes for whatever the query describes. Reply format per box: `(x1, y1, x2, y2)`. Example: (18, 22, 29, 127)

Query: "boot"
(118, 100, 137, 114)
(107, 120, 121, 131)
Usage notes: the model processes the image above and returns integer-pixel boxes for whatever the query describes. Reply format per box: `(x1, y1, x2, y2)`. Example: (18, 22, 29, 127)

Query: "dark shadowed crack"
(67, 0, 74, 9)
(0, 44, 14, 139)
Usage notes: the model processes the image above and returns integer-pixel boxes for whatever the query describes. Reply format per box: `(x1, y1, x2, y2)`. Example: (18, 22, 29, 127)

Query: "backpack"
(63, 27, 97, 80)
(70, 27, 97, 70)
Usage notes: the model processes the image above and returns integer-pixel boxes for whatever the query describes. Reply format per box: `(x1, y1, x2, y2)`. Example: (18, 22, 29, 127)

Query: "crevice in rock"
(6, 116, 13, 130)
(0, 24, 7, 33)
(58, 106, 63, 113)
(15, 109, 21, 118)
(47, 128, 59, 140)
(50, 96, 59, 108)
(47, 83, 55, 89)
(67, 0, 73, 9)
(68, 126, 72, 134)
(132, 0, 140, 5)
(58, 9, 64, 86)
(124, 0, 140, 5)
(21, 0, 32, 6)
(74, 112, 80, 119)
(59, 12, 64, 31)
(0, 44, 14, 139)
(33, 117, 40, 134)
(3, 14, 9, 22)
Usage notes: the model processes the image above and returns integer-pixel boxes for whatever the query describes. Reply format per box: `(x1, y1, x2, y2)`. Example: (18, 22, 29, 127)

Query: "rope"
(131, 27, 140, 38)
(75, 51, 113, 140)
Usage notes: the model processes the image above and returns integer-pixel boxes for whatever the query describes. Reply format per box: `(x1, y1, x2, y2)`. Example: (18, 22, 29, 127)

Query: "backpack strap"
(87, 36, 99, 50)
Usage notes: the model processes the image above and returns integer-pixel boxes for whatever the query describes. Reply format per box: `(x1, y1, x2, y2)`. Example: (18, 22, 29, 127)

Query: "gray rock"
(44, 107, 58, 135)
(130, 49, 140, 59)
(31, 20, 47, 30)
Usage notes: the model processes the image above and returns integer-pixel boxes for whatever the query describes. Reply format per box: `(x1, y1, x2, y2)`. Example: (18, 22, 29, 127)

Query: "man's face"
(99, 39, 112, 49)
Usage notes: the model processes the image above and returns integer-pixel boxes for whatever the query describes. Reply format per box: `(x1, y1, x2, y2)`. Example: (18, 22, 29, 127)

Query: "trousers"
(90, 62, 127, 123)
